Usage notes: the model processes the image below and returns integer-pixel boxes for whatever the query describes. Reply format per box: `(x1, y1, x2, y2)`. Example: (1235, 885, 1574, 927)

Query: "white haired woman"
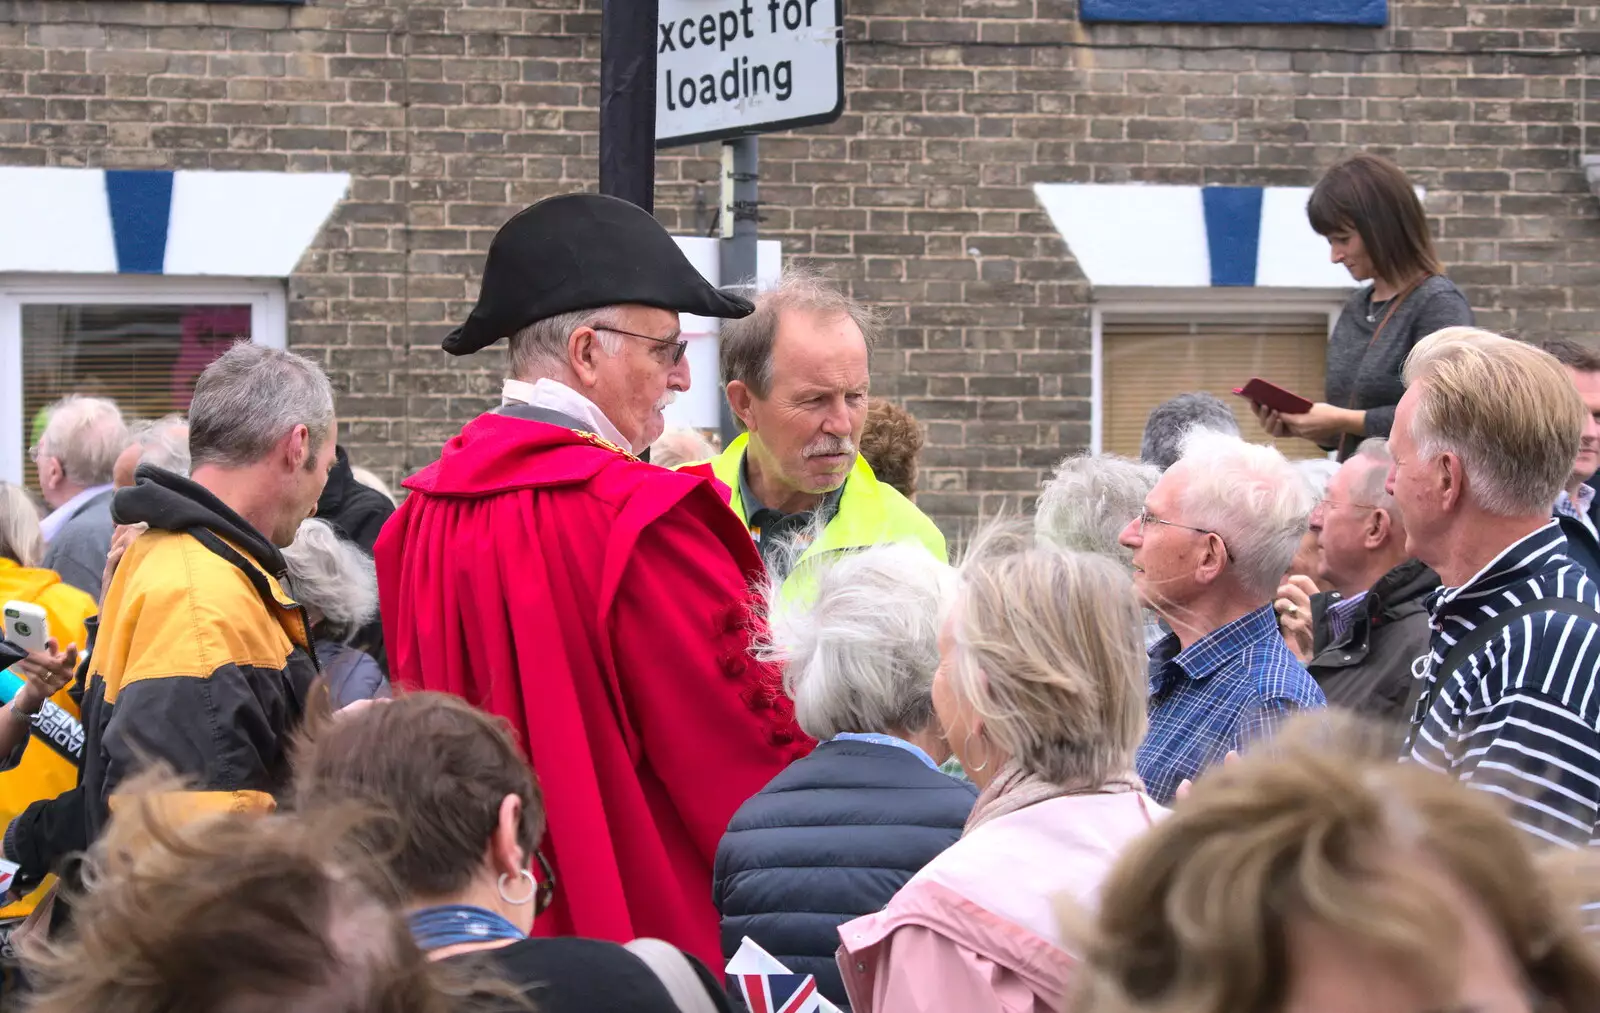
(713, 543, 976, 1010)
(836, 527, 1165, 1013)
(283, 518, 390, 707)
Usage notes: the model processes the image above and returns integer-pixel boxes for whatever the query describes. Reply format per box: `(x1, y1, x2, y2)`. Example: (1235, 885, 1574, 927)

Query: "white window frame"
(1089, 286, 1349, 454)
(0, 274, 287, 485)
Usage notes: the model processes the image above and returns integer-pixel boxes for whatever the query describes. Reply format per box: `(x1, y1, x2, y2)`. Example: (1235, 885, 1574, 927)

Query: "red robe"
(375, 413, 812, 969)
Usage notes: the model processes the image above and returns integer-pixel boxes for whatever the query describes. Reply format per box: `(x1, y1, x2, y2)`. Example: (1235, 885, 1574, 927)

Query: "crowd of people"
(1, 152, 1600, 1012)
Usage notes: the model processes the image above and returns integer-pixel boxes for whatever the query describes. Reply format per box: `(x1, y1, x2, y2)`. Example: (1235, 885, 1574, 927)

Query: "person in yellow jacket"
(677, 272, 945, 597)
(0, 482, 96, 929)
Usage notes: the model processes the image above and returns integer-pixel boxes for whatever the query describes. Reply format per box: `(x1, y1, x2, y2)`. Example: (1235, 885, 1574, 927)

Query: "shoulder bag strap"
(1403, 596, 1600, 748)
(622, 938, 723, 1013)
(1337, 275, 1427, 458)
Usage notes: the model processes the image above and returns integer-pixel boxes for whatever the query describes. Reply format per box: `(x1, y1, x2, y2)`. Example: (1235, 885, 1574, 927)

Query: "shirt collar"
(1432, 520, 1570, 611)
(830, 732, 940, 770)
(1556, 485, 1596, 522)
(501, 378, 635, 454)
(1151, 603, 1282, 683)
(40, 484, 112, 543)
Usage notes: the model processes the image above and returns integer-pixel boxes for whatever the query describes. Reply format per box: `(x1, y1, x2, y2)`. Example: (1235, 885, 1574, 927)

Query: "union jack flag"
(737, 972, 821, 1013)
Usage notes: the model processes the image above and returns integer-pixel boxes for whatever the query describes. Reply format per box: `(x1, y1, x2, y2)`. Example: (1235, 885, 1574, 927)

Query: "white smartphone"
(2, 602, 48, 653)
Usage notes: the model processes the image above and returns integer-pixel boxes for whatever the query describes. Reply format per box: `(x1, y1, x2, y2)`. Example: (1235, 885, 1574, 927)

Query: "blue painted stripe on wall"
(1081, 0, 1386, 26)
(105, 169, 174, 274)
(1202, 187, 1264, 287)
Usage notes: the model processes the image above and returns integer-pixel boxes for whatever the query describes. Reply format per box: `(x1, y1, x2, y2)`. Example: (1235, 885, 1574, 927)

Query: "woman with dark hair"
(294, 692, 730, 1013)
(1254, 153, 1474, 460)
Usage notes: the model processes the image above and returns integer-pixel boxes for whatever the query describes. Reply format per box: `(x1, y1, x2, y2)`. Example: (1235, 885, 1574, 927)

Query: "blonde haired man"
(1389, 327, 1600, 847)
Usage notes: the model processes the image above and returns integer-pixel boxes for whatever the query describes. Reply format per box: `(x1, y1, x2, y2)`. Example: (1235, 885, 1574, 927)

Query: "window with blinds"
(20, 304, 249, 490)
(1102, 314, 1331, 461)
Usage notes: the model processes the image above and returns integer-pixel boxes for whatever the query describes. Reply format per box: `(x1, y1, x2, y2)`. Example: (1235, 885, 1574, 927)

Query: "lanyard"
(407, 905, 524, 951)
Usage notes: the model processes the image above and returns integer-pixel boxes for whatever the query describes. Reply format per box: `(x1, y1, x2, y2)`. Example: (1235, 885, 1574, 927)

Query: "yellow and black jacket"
(2, 467, 318, 897)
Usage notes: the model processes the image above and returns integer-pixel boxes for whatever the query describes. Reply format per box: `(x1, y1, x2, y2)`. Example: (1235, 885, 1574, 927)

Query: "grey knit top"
(1324, 274, 1474, 457)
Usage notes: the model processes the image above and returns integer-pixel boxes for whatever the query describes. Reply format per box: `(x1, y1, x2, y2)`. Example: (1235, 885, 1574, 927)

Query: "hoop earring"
(962, 730, 990, 774)
(498, 869, 538, 907)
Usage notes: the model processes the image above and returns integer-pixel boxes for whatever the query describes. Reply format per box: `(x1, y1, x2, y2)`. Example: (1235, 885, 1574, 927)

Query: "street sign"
(655, 0, 844, 149)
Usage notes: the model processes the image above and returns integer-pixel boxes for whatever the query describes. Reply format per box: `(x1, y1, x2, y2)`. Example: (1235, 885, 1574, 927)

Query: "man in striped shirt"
(1389, 326, 1600, 847)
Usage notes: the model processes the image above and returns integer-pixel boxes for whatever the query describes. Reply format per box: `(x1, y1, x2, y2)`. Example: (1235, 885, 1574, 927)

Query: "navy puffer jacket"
(712, 739, 977, 1009)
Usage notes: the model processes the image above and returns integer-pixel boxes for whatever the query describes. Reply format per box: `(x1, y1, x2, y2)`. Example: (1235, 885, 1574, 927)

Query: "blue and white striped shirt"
(1407, 521, 1600, 848)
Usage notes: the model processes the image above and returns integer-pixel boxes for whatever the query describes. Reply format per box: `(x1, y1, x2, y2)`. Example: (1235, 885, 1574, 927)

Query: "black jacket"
(712, 740, 976, 1009)
(1307, 558, 1440, 721)
(314, 446, 395, 671)
(315, 446, 395, 552)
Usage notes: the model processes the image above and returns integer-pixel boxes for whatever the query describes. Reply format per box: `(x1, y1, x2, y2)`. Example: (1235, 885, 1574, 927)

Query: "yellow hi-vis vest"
(686, 433, 947, 600)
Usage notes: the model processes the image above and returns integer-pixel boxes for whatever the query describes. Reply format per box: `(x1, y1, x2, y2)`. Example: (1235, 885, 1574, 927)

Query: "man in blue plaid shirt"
(1119, 430, 1327, 803)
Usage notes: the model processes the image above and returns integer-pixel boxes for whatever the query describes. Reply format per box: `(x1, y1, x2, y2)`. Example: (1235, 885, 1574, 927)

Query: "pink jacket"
(835, 791, 1165, 1013)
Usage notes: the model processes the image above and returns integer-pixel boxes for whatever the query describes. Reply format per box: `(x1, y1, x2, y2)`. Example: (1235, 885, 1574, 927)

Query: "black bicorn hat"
(442, 193, 755, 356)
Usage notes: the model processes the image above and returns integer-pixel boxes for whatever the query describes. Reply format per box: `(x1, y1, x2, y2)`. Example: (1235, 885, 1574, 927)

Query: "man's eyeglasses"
(593, 326, 688, 366)
(1135, 509, 1230, 558)
(1317, 497, 1378, 513)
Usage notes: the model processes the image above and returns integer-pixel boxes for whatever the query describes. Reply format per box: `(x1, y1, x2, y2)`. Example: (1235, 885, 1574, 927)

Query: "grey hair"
(1035, 453, 1160, 570)
(947, 522, 1148, 788)
(1351, 437, 1398, 514)
(1140, 392, 1241, 472)
(128, 415, 190, 478)
(1175, 429, 1315, 599)
(507, 308, 623, 380)
(0, 482, 43, 568)
(188, 344, 335, 471)
(282, 518, 377, 640)
(39, 395, 128, 487)
(758, 542, 956, 740)
(1295, 458, 1341, 501)
(718, 267, 879, 398)
(648, 427, 716, 469)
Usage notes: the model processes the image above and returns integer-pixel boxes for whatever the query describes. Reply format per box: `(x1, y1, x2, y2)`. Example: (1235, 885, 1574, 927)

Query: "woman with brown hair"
(1253, 153, 1474, 460)
(294, 692, 730, 1013)
(1070, 717, 1600, 1013)
(23, 785, 457, 1013)
(835, 527, 1164, 1013)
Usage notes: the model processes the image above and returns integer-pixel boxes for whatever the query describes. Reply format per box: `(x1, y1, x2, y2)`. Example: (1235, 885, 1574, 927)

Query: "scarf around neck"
(964, 760, 1142, 836)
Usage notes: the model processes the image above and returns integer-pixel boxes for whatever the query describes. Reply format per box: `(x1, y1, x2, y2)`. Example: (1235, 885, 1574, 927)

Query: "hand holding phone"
(1233, 378, 1314, 416)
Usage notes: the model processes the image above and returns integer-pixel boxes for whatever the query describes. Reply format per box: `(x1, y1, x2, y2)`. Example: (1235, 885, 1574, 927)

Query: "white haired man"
(34, 395, 128, 596)
(1275, 439, 1440, 720)
(679, 272, 945, 595)
(1118, 431, 1326, 803)
(377, 194, 810, 969)
(4, 343, 337, 930)
(1389, 328, 1600, 847)
(111, 415, 190, 489)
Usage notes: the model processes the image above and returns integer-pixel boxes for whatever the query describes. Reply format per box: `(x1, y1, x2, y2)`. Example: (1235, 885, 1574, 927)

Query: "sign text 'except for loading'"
(654, 0, 845, 149)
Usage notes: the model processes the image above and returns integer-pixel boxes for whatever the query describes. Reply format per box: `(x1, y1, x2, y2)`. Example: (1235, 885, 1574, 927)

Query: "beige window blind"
(1102, 314, 1331, 461)
(21, 304, 248, 490)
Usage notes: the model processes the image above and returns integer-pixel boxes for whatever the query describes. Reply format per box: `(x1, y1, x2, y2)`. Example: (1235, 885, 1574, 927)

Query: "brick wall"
(3, 0, 1599, 537)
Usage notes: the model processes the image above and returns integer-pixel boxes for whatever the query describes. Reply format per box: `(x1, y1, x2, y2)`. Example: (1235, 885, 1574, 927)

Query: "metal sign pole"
(718, 134, 759, 446)
(599, 0, 659, 211)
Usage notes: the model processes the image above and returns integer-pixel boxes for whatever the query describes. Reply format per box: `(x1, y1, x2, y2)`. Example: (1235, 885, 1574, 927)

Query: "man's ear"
(1195, 532, 1228, 586)
(726, 380, 756, 431)
(569, 327, 604, 390)
(1438, 453, 1465, 513)
(283, 424, 311, 472)
(1365, 507, 1392, 550)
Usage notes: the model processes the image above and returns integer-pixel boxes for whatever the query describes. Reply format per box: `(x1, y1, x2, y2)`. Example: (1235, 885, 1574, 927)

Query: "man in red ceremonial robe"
(375, 194, 811, 969)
